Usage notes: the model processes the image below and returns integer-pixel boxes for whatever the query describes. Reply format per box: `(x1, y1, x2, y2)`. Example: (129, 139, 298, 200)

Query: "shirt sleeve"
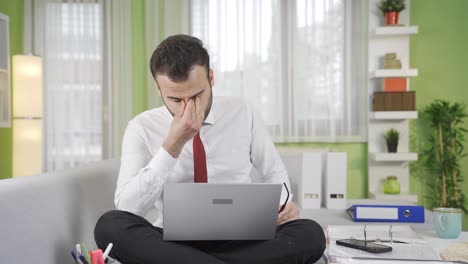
(247, 102, 294, 204)
(115, 120, 177, 217)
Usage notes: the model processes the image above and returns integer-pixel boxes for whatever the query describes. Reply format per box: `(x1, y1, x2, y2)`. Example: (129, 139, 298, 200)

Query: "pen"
(76, 244, 82, 254)
(71, 250, 84, 264)
(81, 244, 90, 262)
(70, 250, 79, 264)
(79, 254, 89, 264)
(103, 243, 113, 259)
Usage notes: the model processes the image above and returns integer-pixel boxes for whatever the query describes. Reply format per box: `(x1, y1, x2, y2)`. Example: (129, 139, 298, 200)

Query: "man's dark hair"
(149, 34, 210, 82)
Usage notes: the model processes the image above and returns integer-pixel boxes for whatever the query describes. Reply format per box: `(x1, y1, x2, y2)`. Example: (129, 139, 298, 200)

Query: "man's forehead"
(166, 89, 205, 100)
(157, 79, 205, 98)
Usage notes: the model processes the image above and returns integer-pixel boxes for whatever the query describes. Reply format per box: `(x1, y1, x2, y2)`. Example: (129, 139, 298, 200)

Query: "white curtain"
(29, 0, 134, 171)
(190, 0, 367, 142)
(36, 0, 103, 171)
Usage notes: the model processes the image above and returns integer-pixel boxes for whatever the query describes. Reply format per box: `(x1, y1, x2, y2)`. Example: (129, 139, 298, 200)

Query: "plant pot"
(387, 142, 398, 153)
(385, 12, 399, 25)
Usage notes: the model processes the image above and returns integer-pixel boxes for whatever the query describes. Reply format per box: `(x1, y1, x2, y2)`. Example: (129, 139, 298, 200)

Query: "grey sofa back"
(0, 152, 303, 264)
(0, 159, 120, 264)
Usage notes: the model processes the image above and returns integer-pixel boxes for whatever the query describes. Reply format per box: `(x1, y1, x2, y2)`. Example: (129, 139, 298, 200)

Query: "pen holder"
(90, 249, 105, 264)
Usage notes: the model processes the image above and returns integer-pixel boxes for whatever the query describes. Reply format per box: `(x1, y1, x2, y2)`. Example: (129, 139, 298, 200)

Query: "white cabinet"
(367, 1, 418, 203)
(0, 13, 10, 127)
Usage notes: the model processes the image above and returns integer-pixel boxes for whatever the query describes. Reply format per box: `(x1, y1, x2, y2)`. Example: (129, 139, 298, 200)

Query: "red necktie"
(193, 132, 207, 183)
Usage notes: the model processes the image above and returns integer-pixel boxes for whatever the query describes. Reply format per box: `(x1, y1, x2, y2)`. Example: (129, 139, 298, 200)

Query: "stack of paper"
(325, 225, 452, 264)
(327, 225, 426, 244)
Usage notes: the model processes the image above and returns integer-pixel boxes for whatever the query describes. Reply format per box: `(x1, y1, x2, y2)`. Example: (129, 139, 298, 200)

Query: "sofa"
(0, 151, 312, 264)
(0, 159, 120, 264)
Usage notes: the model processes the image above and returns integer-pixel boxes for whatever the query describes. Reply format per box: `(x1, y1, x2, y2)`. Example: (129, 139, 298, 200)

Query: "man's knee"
(293, 219, 326, 263)
(94, 210, 128, 248)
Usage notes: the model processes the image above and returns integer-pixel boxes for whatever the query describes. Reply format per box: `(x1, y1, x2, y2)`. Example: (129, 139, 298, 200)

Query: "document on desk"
(327, 225, 426, 244)
(326, 256, 463, 264)
(326, 225, 443, 263)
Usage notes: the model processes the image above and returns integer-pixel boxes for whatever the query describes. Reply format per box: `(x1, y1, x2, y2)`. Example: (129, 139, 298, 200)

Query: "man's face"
(156, 65, 214, 120)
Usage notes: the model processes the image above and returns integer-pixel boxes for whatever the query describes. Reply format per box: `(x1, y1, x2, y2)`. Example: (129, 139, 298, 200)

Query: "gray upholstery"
(0, 155, 303, 264)
(0, 159, 119, 264)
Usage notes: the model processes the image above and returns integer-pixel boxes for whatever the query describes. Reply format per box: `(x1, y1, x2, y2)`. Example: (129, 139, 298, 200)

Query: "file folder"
(299, 152, 323, 209)
(324, 152, 347, 209)
(280, 151, 324, 209)
(346, 204, 425, 223)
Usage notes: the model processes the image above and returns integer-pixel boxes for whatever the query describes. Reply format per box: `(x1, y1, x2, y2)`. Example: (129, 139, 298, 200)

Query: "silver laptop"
(163, 183, 282, 241)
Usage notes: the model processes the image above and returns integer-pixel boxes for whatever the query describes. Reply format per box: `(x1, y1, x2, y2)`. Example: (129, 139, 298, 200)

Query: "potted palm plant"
(379, 0, 406, 25)
(384, 128, 399, 153)
(419, 100, 467, 213)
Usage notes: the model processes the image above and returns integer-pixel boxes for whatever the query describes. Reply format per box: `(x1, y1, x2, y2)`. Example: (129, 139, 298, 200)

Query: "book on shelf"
(383, 78, 407, 92)
(373, 92, 416, 111)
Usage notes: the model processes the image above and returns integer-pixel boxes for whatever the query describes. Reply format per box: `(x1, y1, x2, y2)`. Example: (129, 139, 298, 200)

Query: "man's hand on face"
(277, 202, 300, 225)
(163, 96, 205, 158)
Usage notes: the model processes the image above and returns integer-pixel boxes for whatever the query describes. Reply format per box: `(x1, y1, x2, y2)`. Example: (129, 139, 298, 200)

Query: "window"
(44, 2, 103, 170)
(190, 0, 367, 142)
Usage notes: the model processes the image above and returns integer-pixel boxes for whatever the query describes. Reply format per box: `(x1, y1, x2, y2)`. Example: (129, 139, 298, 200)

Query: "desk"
(304, 201, 466, 263)
(420, 231, 468, 256)
(315, 231, 468, 264)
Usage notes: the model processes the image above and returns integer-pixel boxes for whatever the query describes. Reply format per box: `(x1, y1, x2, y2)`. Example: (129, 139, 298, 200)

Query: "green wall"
(410, 0, 468, 230)
(131, 0, 148, 116)
(0, 0, 23, 180)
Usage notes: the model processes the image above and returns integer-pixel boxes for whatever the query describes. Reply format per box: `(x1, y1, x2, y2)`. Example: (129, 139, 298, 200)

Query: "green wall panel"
(410, 0, 468, 230)
(131, 0, 148, 116)
(0, 0, 24, 179)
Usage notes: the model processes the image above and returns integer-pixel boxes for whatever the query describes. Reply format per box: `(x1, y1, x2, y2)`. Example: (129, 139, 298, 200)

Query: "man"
(94, 35, 325, 264)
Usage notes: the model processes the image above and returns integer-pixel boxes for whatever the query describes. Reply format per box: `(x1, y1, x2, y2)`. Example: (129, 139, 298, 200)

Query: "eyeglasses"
(278, 182, 290, 214)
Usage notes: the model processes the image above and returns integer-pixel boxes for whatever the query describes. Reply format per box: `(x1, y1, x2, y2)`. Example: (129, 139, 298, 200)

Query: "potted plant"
(384, 128, 399, 153)
(379, 0, 406, 25)
(418, 100, 467, 213)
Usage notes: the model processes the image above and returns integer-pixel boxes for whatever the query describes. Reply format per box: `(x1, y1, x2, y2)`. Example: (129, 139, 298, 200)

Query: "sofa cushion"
(0, 159, 119, 264)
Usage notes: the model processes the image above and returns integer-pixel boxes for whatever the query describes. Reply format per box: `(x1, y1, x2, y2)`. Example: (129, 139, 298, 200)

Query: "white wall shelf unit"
(371, 69, 418, 78)
(371, 111, 418, 120)
(0, 13, 11, 128)
(371, 152, 418, 162)
(374, 26, 419, 36)
(369, 192, 419, 203)
(367, 0, 419, 203)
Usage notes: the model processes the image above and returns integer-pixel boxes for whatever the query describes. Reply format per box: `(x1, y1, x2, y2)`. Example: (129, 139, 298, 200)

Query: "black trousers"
(94, 210, 325, 264)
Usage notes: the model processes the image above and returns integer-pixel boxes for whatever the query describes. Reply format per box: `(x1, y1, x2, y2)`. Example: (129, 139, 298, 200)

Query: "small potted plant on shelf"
(384, 128, 399, 153)
(379, 0, 406, 26)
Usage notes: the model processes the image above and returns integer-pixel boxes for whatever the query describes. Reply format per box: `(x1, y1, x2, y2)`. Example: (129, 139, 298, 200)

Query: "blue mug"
(433, 207, 462, 239)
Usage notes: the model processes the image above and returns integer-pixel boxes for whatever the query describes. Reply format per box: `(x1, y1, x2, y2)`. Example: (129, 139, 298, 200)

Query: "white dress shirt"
(116, 96, 292, 227)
